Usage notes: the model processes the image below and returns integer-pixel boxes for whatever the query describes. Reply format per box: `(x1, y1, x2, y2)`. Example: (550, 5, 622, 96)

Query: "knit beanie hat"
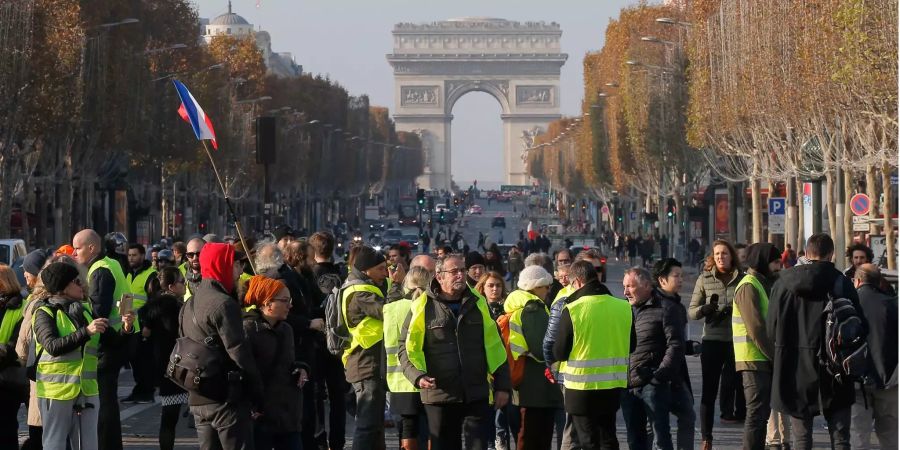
(353, 246, 385, 272)
(23, 249, 48, 277)
(517, 265, 553, 291)
(272, 225, 295, 241)
(243, 275, 286, 307)
(41, 262, 81, 294)
(465, 251, 486, 268)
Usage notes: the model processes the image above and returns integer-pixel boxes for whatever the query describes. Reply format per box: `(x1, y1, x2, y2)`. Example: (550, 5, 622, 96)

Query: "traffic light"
(666, 198, 677, 219)
(617, 214, 624, 223)
(416, 188, 425, 206)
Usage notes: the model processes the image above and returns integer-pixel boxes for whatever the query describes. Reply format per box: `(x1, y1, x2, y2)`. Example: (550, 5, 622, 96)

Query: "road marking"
(120, 401, 157, 421)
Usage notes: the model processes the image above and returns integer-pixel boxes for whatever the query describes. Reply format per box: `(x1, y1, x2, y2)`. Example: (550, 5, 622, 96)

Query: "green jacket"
(516, 300, 563, 408)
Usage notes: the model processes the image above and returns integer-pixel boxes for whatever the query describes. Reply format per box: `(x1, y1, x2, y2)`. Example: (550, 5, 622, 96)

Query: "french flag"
(172, 79, 218, 149)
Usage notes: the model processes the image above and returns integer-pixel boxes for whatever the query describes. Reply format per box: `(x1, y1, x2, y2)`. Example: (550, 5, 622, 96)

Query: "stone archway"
(387, 17, 567, 190)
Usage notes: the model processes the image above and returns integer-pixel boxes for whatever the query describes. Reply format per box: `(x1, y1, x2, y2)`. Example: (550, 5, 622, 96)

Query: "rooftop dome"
(210, 1, 249, 26)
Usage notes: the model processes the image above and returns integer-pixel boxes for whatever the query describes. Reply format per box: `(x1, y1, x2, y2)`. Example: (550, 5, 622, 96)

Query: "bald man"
(182, 238, 206, 300)
(73, 228, 133, 450)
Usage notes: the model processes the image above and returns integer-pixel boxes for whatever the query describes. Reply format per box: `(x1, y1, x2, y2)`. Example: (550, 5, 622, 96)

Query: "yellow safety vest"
(382, 298, 418, 393)
(126, 267, 156, 330)
(0, 302, 24, 344)
(405, 291, 507, 389)
(552, 285, 574, 306)
(504, 290, 549, 361)
(341, 284, 385, 366)
(733, 274, 770, 363)
(88, 257, 132, 331)
(34, 304, 100, 400)
(561, 294, 631, 391)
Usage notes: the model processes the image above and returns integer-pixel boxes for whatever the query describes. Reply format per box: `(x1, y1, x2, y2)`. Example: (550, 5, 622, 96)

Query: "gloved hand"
(699, 303, 718, 317)
(544, 367, 556, 384)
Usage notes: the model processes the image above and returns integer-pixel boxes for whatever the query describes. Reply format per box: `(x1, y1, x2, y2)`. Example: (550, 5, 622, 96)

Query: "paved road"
(18, 200, 838, 449)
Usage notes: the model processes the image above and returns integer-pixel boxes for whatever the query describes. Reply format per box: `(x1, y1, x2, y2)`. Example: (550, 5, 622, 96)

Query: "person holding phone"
(689, 240, 745, 450)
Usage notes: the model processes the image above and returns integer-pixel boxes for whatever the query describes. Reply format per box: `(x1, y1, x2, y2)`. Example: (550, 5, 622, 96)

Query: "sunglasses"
(186, 252, 200, 259)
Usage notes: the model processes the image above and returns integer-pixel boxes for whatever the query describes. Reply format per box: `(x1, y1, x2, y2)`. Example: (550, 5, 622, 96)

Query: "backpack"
(324, 282, 351, 357)
(495, 313, 526, 389)
(317, 272, 344, 295)
(821, 291, 869, 384)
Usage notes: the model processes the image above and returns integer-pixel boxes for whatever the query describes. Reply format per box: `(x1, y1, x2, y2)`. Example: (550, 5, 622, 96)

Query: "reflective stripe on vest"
(406, 291, 506, 385)
(560, 294, 631, 391)
(382, 299, 418, 393)
(88, 257, 132, 331)
(732, 274, 769, 363)
(0, 303, 24, 344)
(552, 285, 574, 306)
(505, 290, 549, 361)
(341, 284, 385, 366)
(34, 305, 100, 400)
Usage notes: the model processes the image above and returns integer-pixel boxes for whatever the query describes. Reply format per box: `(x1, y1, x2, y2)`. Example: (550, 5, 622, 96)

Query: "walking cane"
(73, 402, 95, 450)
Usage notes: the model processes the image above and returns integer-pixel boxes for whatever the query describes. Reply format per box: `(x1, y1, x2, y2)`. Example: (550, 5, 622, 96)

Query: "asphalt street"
(17, 198, 836, 449)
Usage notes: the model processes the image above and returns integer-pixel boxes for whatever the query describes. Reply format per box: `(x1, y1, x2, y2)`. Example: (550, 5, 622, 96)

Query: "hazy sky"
(195, 0, 635, 187)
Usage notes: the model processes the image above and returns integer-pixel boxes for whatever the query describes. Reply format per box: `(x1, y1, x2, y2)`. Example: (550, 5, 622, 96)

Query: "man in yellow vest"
(72, 229, 134, 450)
(343, 245, 390, 450)
(553, 260, 632, 449)
(122, 243, 157, 404)
(182, 238, 206, 301)
(398, 253, 511, 450)
(33, 261, 134, 450)
(733, 243, 779, 450)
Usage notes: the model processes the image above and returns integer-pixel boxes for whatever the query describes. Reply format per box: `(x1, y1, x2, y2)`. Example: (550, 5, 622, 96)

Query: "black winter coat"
(766, 261, 863, 417)
(242, 309, 307, 432)
(857, 284, 897, 389)
(628, 289, 688, 389)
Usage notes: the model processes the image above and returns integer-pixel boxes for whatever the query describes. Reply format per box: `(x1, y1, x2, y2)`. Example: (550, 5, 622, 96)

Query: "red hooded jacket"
(200, 243, 235, 294)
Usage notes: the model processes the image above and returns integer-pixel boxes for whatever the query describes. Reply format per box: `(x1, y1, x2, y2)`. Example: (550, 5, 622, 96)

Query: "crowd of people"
(0, 224, 894, 450)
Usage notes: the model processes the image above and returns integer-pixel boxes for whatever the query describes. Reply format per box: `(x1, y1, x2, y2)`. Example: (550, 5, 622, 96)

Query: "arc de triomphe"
(387, 17, 567, 190)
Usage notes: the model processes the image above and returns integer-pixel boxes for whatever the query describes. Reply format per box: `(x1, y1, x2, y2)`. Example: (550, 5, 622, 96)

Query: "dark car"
(368, 221, 387, 232)
(569, 245, 608, 283)
(491, 216, 506, 228)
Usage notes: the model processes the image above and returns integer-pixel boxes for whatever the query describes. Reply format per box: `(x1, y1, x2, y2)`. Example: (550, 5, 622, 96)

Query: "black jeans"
(741, 371, 771, 450)
(98, 364, 123, 450)
(424, 401, 492, 450)
(129, 335, 155, 397)
(159, 404, 181, 450)
(699, 339, 744, 439)
(351, 379, 386, 450)
(790, 406, 851, 450)
(571, 410, 618, 450)
(0, 389, 21, 450)
(190, 401, 252, 450)
(315, 352, 348, 450)
(517, 407, 556, 450)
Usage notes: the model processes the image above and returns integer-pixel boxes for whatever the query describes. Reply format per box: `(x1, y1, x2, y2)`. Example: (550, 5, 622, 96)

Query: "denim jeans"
(790, 406, 851, 450)
(352, 379, 386, 450)
(621, 381, 695, 450)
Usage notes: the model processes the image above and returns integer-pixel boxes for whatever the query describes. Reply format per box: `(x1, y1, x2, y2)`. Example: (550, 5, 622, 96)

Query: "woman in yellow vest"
(0, 263, 27, 448)
(32, 262, 134, 450)
(732, 243, 780, 450)
(505, 265, 563, 450)
(383, 266, 432, 450)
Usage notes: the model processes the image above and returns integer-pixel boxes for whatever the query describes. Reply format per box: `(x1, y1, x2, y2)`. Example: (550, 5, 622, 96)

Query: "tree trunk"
(767, 180, 776, 244)
(751, 177, 762, 243)
(825, 170, 836, 236)
(843, 169, 853, 247)
(796, 177, 805, 251)
(867, 164, 879, 235)
(882, 163, 895, 270)
(786, 177, 797, 250)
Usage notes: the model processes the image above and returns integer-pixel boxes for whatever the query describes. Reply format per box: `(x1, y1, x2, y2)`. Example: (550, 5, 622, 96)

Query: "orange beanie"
(244, 275, 286, 307)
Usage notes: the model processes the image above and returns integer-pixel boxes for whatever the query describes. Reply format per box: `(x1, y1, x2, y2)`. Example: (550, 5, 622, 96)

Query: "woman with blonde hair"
(0, 263, 27, 448)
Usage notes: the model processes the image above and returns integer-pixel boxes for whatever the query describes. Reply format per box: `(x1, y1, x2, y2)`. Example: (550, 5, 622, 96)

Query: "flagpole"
(201, 140, 257, 274)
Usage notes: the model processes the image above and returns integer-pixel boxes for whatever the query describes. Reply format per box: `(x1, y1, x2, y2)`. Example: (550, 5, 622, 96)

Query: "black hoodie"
(766, 260, 863, 417)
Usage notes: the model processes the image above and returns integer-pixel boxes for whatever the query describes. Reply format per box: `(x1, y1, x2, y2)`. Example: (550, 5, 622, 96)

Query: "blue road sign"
(850, 193, 870, 216)
(768, 198, 786, 216)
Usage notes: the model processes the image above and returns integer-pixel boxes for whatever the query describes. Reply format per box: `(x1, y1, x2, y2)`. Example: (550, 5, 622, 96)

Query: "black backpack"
(821, 288, 869, 384)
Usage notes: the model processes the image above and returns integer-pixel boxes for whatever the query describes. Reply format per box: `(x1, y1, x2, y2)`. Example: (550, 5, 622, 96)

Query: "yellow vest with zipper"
(382, 298, 418, 393)
(405, 291, 507, 394)
(560, 294, 631, 391)
(732, 274, 769, 363)
(34, 304, 100, 400)
(552, 285, 574, 305)
(0, 300, 24, 344)
(341, 284, 385, 366)
(505, 290, 549, 361)
(87, 257, 132, 331)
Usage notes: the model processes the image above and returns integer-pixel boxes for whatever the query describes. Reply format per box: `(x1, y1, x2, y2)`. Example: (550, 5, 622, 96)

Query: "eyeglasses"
(186, 252, 200, 259)
(270, 297, 292, 305)
(556, 259, 572, 265)
(440, 268, 466, 276)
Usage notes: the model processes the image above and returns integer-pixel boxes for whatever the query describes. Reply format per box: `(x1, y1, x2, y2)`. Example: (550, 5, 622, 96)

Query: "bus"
(398, 202, 418, 226)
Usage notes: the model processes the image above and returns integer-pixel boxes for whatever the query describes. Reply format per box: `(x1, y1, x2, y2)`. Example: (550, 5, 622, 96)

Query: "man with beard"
(182, 238, 205, 301)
